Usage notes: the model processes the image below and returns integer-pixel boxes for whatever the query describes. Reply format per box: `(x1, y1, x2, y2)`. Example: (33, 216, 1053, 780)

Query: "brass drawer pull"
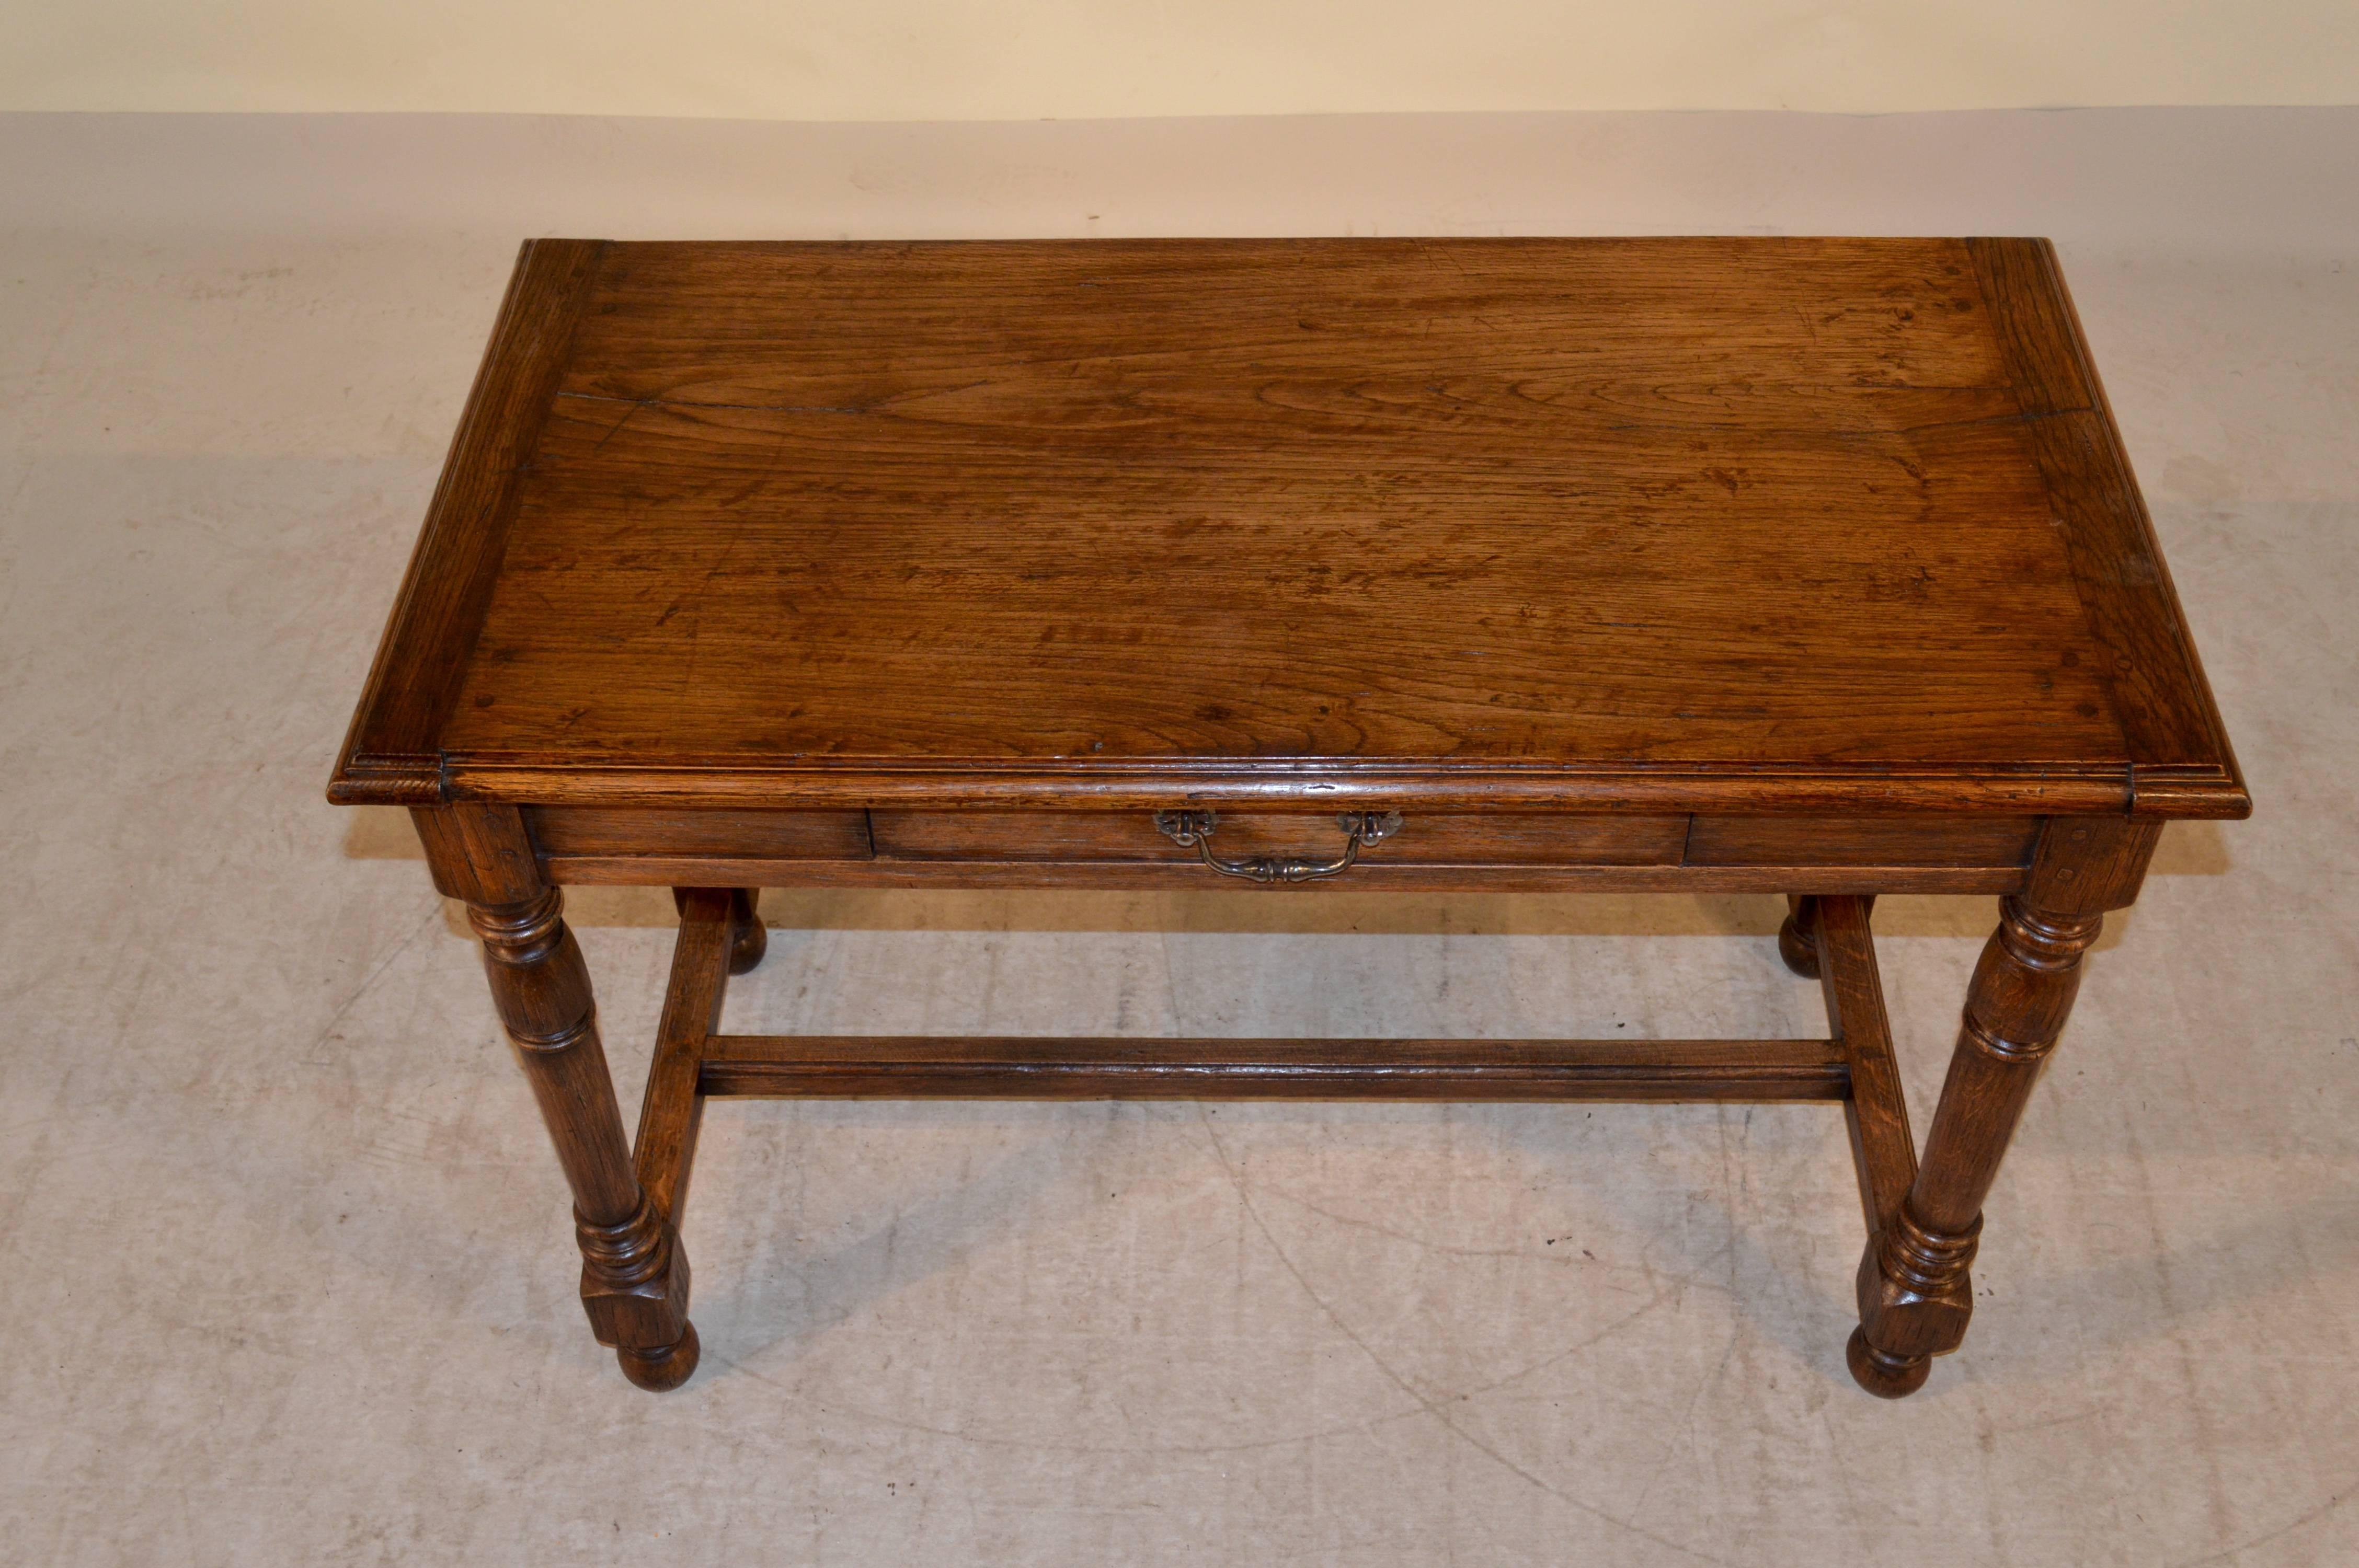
(1152, 810, 1404, 883)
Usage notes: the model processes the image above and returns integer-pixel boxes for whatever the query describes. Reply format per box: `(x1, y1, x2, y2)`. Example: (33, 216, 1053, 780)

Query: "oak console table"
(331, 237, 2246, 1397)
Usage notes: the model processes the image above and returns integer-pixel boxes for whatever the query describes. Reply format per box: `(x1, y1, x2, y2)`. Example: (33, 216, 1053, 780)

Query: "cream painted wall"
(5, 1, 2356, 118)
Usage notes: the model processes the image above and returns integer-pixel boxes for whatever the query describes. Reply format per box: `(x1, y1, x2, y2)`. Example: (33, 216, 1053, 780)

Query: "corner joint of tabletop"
(2123, 762, 2253, 823)
(325, 752, 449, 807)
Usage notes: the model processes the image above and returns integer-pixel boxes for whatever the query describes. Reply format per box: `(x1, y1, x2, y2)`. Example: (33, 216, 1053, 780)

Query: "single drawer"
(868, 810, 1688, 867)
(526, 806, 873, 861)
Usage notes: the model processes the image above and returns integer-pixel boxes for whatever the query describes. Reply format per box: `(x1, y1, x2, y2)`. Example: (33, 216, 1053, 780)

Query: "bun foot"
(728, 890, 768, 975)
(1778, 897, 1820, 978)
(1846, 1327, 1930, 1399)
(617, 1322, 701, 1392)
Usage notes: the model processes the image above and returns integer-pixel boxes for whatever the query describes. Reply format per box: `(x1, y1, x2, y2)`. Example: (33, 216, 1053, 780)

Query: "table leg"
(415, 805, 698, 1391)
(674, 885, 766, 975)
(1779, 893, 1876, 979)
(1848, 817, 2159, 1397)
(1778, 895, 1822, 977)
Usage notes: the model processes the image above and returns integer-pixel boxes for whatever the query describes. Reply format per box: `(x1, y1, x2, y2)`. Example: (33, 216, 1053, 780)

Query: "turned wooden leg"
(1779, 895, 1821, 977)
(1848, 818, 2158, 1397)
(418, 805, 698, 1391)
(675, 886, 765, 975)
(1781, 894, 1871, 979)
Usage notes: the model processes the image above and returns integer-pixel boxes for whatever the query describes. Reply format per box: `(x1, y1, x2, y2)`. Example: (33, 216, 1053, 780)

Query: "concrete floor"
(2, 109, 2354, 1566)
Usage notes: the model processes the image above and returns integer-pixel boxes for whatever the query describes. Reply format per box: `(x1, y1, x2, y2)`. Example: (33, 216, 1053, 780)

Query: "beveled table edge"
(326, 754, 2251, 820)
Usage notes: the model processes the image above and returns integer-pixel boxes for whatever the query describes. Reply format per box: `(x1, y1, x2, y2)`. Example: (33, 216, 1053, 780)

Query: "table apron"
(524, 806, 2041, 893)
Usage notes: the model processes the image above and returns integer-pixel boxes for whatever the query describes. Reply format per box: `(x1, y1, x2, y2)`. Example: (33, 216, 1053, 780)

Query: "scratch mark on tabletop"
(586, 397, 655, 454)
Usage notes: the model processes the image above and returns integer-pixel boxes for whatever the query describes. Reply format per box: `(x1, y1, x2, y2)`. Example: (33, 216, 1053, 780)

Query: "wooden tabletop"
(331, 237, 2245, 818)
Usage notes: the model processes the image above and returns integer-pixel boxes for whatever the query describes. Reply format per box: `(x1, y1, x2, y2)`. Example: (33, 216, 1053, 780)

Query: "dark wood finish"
(670, 884, 767, 974)
(1966, 239, 2242, 800)
(336, 239, 2248, 1399)
(541, 809, 2036, 890)
(1848, 816, 2160, 1397)
(726, 887, 766, 974)
(1778, 893, 1823, 978)
(535, 806, 871, 861)
(1688, 816, 2036, 868)
(335, 237, 2247, 823)
(330, 241, 605, 805)
(634, 889, 732, 1227)
(1778, 890, 1881, 977)
(541, 856, 2026, 895)
(869, 808, 1688, 865)
(411, 803, 697, 1392)
(475, 764, 2140, 815)
(696, 1033, 1851, 1101)
(1814, 896, 1916, 1237)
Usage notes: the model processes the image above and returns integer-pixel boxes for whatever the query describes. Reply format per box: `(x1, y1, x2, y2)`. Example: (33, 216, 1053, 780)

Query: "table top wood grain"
(331, 237, 2246, 820)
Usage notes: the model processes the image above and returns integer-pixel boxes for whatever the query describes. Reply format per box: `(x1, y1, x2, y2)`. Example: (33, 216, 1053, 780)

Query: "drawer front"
(526, 806, 872, 860)
(1685, 815, 2039, 869)
(868, 810, 1689, 867)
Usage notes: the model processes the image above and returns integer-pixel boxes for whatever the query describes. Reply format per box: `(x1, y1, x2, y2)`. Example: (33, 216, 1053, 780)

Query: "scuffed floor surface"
(2, 110, 2355, 1566)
